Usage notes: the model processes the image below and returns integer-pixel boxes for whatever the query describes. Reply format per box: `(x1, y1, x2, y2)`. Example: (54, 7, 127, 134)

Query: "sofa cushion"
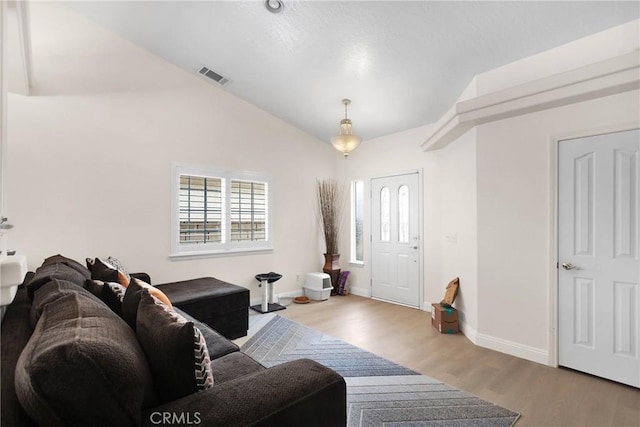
(136, 291, 213, 403)
(122, 278, 172, 330)
(84, 279, 127, 317)
(209, 352, 264, 384)
(30, 279, 98, 329)
(41, 254, 91, 278)
(174, 307, 239, 360)
(90, 258, 129, 286)
(26, 263, 88, 299)
(15, 291, 157, 427)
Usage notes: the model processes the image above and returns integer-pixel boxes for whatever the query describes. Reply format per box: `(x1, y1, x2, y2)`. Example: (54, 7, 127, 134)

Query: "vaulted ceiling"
(57, 1, 640, 142)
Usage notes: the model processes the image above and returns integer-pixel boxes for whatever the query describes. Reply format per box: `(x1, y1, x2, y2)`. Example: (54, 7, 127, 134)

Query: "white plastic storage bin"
(303, 272, 332, 301)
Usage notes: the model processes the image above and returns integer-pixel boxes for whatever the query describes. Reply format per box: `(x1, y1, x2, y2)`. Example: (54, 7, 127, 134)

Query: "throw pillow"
(122, 278, 172, 330)
(107, 257, 131, 281)
(90, 258, 129, 287)
(84, 279, 127, 317)
(103, 282, 127, 317)
(136, 291, 213, 403)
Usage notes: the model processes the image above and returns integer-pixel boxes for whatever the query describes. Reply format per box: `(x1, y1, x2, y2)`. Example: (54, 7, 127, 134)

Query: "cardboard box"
(441, 277, 459, 306)
(431, 303, 459, 334)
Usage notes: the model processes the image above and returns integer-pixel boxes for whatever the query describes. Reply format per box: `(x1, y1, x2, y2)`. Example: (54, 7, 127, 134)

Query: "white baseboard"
(475, 332, 549, 365)
(250, 288, 303, 307)
(459, 320, 478, 344)
(349, 286, 370, 297)
(429, 306, 546, 365)
(278, 289, 303, 298)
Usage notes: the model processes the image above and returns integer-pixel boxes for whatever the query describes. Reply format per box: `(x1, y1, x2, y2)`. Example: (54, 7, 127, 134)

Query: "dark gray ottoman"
(156, 277, 249, 339)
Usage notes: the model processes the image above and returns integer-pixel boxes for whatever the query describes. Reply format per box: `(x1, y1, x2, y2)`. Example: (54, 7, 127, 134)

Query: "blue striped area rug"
(240, 315, 520, 427)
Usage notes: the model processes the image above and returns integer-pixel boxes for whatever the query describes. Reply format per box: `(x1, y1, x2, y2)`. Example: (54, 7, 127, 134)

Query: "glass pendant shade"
(331, 99, 361, 158)
(331, 119, 361, 158)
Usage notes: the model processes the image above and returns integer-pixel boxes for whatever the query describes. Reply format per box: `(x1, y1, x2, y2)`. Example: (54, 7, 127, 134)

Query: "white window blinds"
(179, 175, 224, 244)
(230, 180, 268, 242)
(171, 164, 272, 257)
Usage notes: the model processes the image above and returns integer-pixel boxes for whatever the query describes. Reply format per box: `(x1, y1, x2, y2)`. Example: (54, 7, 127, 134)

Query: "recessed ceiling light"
(265, 0, 284, 14)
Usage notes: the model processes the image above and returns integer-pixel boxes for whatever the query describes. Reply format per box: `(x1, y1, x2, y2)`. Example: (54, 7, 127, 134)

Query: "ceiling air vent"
(198, 66, 229, 86)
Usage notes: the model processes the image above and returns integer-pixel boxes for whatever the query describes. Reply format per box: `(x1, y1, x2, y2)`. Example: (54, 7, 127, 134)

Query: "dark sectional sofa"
(1, 256, 346, 427)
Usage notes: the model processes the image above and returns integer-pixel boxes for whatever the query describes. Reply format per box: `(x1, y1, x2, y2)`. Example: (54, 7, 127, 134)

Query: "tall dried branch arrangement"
(316, 179, 344, 255)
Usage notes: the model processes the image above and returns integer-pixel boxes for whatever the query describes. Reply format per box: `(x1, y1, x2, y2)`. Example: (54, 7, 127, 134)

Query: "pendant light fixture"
(331, 99, 361, 158)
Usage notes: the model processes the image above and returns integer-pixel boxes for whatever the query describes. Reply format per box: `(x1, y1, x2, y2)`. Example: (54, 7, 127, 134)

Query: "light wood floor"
(265, 295, 639, 427)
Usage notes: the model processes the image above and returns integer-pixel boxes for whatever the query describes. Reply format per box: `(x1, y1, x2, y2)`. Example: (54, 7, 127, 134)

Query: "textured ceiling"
(61, 1, 639, 143)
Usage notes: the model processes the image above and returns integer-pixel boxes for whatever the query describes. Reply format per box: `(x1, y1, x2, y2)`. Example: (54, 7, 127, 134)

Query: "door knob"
(562, 262, 580, 270)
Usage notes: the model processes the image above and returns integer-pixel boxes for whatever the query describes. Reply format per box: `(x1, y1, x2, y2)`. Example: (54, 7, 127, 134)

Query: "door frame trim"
(549, 120, 640, 367)
(369, 169, 424, 310)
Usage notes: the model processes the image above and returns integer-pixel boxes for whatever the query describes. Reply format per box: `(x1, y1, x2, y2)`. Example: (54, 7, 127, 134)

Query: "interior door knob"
(562, 262, 580, 270)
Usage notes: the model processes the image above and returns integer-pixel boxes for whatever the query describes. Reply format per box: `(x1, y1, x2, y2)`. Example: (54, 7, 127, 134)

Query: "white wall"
(338, 19, 639, 364)
(335, 124, 479, 332)
(338, 90, 639, 361)
(433, 129, 477, 334)
(334, 124, 436, 301)
(416, 19, 640, 364)
(6, 2, 335, 298)
(475, 89, 640, 361)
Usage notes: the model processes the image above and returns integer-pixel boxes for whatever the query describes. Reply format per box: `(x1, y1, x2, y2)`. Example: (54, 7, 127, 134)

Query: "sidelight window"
(351, 180, 364, 264)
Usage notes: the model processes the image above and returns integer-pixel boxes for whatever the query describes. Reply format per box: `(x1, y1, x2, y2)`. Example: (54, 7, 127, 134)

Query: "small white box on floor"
(303, 272, 332, 301)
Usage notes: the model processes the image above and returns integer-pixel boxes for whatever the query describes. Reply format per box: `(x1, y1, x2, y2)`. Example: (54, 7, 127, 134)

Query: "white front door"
(558, 129, 640, 387)
(371, 172, 421, 307)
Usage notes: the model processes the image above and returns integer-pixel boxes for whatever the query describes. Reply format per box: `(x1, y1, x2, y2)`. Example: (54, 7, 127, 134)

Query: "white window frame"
(170, 163, 273, 259)
(350, 180, 365, 266)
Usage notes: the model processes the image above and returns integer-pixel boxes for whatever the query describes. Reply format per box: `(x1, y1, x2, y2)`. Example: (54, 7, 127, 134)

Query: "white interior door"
(371, 172, 420, 307)
(558, 129, 640, 387)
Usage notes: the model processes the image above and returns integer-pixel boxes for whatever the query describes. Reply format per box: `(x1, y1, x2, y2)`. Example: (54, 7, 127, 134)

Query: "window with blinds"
(230, 180, 268, 242)
(171, 164, 272, 257)
(179, 175, 224, 244)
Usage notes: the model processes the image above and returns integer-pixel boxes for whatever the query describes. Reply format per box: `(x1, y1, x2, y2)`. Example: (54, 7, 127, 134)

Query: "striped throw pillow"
(135, 290, 213, 402)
